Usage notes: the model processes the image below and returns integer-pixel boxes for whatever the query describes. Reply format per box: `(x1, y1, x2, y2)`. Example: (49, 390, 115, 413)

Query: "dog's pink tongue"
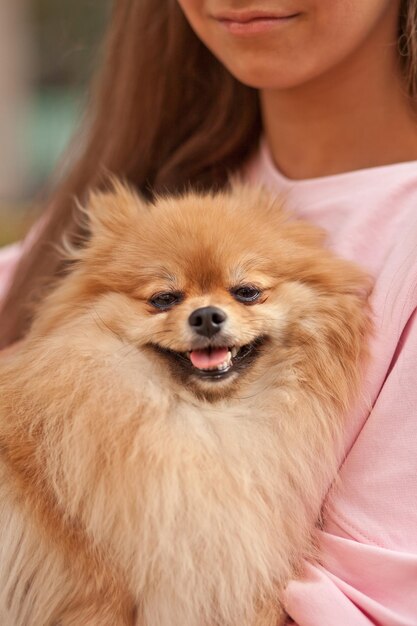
(190, 348, 228, 370)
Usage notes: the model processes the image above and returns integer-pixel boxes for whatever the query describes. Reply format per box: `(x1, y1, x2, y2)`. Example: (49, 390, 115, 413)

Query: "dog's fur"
(0, 183, 370, 625)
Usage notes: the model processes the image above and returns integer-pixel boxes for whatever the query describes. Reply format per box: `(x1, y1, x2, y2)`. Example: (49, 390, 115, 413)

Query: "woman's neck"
(260, 35, 417, 180)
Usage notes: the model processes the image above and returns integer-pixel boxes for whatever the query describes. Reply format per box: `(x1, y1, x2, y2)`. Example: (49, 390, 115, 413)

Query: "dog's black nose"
(188, 306, 227, 338)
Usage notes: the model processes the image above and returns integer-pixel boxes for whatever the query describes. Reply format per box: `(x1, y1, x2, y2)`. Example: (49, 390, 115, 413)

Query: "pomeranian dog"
(0, 182, 370, 626)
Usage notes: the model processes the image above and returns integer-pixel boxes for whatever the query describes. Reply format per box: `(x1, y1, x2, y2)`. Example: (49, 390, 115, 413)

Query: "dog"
(0, 182, 370, 625)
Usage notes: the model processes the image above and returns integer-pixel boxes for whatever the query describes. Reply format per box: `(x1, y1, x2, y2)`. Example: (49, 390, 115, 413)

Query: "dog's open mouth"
(150, 338, 265, 382)
(187, 345, 248, 377)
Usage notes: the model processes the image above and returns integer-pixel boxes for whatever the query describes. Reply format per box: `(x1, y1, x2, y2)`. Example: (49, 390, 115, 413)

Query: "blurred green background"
(0, 0, 110, 246)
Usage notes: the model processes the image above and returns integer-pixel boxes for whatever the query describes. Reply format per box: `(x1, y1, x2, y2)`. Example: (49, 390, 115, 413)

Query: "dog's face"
(127, 234, 279, 399)
(69, 183, 367, 401)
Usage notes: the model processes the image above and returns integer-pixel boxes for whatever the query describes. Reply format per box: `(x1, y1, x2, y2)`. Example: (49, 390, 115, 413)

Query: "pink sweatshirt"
(1, 146, 416, 624)
(0, 242, 21, 303)
(245, 142, 417, 626)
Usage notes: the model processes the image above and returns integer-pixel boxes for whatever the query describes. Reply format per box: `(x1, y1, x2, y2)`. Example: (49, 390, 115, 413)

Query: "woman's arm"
(0, 242, 23, 356)
(285, 308, 417, 626)
(0, 242, 22, 304)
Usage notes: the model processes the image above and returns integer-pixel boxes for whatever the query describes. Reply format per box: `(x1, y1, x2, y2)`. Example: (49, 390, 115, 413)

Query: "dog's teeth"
(204, 356, 233, 371)
(231, 347, 238, 358)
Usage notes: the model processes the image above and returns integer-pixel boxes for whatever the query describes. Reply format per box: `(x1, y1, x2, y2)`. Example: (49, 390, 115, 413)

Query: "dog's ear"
(227, 176, 328, 246)
(227, 176, 291, 225)
(84, 178, 150, 238)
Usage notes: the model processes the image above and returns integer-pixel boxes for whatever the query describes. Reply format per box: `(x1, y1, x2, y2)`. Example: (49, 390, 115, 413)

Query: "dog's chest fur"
(0, 331, 333, 626)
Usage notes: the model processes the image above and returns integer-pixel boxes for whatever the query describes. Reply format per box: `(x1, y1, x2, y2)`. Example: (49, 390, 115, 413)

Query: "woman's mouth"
(211, 10, 301, 36)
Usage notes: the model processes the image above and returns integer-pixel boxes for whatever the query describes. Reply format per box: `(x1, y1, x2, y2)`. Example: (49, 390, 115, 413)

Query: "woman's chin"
(219, 55, 320, 91)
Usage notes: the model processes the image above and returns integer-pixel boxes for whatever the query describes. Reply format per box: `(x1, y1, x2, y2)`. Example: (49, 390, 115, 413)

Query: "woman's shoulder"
(244, 141, 417, 276)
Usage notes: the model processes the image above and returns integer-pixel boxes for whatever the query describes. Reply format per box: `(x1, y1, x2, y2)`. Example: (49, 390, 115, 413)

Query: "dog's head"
(59, 182, 369, 402)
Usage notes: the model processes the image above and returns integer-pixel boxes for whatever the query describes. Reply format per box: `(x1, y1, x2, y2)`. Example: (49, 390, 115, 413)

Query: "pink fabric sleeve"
(0, 242, 22, 304)
(244, 143, 417, 625)
(285, 307, 417, 626)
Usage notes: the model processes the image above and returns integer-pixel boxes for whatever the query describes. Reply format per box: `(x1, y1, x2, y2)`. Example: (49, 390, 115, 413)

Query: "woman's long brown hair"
(0, 0, 415, 347)
(0, 0, 261, 347)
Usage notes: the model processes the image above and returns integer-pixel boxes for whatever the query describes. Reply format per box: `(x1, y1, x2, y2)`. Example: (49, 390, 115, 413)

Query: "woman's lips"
(211, 10, 301, 35)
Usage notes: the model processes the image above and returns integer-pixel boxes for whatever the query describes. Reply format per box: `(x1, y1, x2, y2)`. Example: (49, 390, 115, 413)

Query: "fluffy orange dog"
(0, 183, 369, 625)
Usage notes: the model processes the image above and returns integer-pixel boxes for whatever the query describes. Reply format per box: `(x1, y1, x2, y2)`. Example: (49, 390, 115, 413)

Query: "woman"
(1, 1, 416, 624)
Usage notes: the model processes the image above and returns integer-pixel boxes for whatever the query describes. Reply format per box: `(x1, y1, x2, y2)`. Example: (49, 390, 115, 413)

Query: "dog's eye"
(231, 286, 261, 304)
(150, 292, 183, 310)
